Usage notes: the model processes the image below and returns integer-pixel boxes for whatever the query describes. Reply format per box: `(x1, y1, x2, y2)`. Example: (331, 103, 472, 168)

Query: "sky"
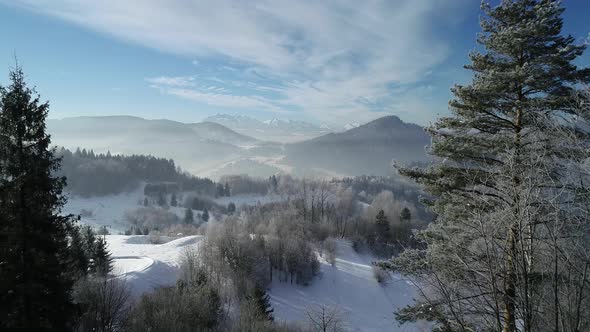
(0, 1, 588, 127)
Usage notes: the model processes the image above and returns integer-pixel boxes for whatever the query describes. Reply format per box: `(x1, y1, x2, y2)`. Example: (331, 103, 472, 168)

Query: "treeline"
(244, 175, 426, 257)
(57, 147, 216, 196)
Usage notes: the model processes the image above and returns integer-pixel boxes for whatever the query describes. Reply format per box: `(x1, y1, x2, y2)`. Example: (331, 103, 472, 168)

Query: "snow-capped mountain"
(204, 114, 332, 143)
(343, 122, 360, 130)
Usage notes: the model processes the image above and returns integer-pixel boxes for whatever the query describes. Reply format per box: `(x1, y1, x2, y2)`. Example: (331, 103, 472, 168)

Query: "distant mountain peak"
(343, 122, 360, 130)
(203, 113, 332, 143)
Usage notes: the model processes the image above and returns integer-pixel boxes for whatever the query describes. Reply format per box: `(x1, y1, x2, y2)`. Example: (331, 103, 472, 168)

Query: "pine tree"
(170, 192, 178, 207)
(183, 207, 194, 224)
(81, 225, 97, 260)
(68, 224, 90, 280)
(375, 210, 390, 244)
(93, 237, 113, 277)
(0, 66, 78, 328)
(385, 1, 590, 331)
(202, 208, 210, 222)
(247, 286, 274, 321)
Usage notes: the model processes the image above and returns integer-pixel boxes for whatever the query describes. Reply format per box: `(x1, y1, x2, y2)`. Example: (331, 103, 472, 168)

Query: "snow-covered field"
(63, 186, 146, 233)
(63, 187, 286, 234)
(105, 234, 420, 331)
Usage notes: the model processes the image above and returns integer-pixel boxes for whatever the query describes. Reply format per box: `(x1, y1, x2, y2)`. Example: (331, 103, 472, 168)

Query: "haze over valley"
(2, 1, 590, 331)
(48, 114, 429, 179)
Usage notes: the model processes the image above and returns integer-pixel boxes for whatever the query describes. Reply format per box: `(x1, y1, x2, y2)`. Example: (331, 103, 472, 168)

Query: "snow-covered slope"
(107, 235, 204, 295)
(270, 240, 420, 332)
(104, 233, 419, 331)
(63, 186, 146, 232)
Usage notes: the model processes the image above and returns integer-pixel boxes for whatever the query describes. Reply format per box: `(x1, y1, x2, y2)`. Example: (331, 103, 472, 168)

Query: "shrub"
(324, 238, 337, 266)
(73, 277, 131, 332)
(372, 265, 391, 284)
(126, 281, 222, 331)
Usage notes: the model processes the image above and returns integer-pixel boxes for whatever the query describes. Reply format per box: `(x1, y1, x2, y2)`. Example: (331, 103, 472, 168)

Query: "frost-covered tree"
(383, 1, 590, 331)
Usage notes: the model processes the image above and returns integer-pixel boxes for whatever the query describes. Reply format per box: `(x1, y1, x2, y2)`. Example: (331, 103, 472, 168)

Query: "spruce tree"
(202, 208, 210, 222)
(81, 225, 97, 261)
(67, 224, 90, 280)
(0, 66, 78, 329)
(183, 207, 194, 224)
(92, 237, 113, 277)
(170, 192, 178, 207)
(385, 1, 590, 331)
(247, 286, 274, 321)
(375, 210, 390, 244)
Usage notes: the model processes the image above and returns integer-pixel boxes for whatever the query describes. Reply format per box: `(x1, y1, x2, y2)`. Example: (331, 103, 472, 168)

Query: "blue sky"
(0, 1, 588, 127)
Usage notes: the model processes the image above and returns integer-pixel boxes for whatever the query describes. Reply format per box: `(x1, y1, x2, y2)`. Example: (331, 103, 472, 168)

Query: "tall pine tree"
(384, 1, 590, 331)
(0, 66, 78, 329)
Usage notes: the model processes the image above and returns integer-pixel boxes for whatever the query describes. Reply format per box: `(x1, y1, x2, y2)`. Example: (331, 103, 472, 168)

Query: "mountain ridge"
(47, 114, 430, 178)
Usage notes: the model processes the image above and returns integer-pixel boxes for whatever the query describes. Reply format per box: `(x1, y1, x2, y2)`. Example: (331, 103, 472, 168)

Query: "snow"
(104, 234, 420, 331)
(69, 190, 421, 330)
(107, 235, 203, 295)
(63, 186, 146, 233)
(269, 240, 422, 332)
(214, 193, 284, 207)
(344, 122, 360, 131)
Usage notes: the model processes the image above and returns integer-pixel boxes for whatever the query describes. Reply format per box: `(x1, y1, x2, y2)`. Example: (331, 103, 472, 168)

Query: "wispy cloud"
(148, 76, 289, 113)
(7, 0, 471, 124)
(145, 76, 196, 87)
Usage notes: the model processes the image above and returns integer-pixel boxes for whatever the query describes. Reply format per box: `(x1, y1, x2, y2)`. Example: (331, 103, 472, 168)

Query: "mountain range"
(47, 115, 430, 179)
(203, 114, 335, 143)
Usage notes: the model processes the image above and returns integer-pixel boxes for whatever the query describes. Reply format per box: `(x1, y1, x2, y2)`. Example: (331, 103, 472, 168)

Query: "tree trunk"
(503, 223, 518, 332)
